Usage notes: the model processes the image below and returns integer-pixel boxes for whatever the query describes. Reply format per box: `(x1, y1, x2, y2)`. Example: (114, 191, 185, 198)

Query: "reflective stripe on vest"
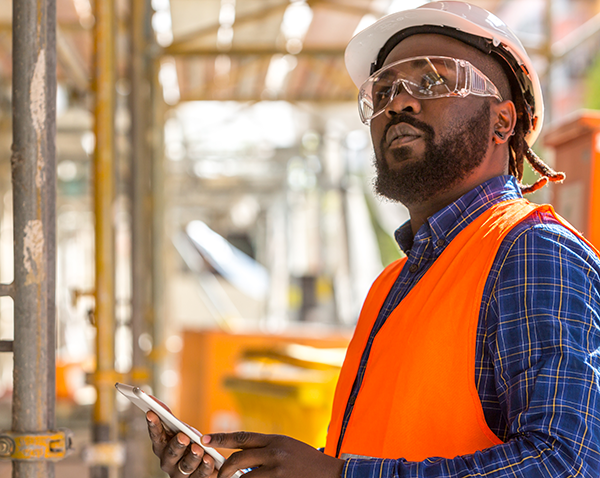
(325, 198, 598, 461)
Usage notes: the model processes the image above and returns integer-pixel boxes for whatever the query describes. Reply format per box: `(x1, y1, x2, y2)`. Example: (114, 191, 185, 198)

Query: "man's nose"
(385, 82, 422, 116)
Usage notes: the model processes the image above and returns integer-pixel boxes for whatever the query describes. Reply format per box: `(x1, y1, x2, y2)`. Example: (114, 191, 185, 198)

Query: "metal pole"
(92, 0, 117, 475)
(151, 57, 166, 405)
(124, 0, 153, 474)
(130, 0, 152, 391)
(544, 0, 553, 124)
(11, 0, 57, 477)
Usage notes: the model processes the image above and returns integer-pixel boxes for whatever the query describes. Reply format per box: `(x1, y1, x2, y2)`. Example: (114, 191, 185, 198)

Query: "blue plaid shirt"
(340, 175, 600, 478)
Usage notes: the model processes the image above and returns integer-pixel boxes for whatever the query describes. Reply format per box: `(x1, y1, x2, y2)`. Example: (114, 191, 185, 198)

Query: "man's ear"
(491, 100, 517, 144)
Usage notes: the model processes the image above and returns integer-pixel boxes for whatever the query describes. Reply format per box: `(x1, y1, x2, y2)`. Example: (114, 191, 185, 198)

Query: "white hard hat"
(345, 1, 543, 146)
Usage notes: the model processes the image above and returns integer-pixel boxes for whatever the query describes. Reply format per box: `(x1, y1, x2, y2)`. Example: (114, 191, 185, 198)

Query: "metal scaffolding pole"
(129, 0, 152, 392)
(544, 0, 554, 124)
(92, 0, 117, 475)
(124, 0, 153, 474)
(10, 0, 59, 477)
(151, 57, 166, 408)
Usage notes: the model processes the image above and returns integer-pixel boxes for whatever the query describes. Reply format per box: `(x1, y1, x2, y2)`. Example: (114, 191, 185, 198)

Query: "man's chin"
(375, 175, 450, 206)
(373, 155, 452, 205)
(383, 146, 419, 168)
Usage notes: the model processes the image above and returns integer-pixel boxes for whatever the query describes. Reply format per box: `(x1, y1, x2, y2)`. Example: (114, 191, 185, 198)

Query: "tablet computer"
(115, 382, 248, 476)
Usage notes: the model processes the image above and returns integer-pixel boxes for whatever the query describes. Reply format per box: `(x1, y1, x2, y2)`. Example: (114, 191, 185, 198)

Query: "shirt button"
(436, 238, 445, 247)
(409, 264, 419, 273)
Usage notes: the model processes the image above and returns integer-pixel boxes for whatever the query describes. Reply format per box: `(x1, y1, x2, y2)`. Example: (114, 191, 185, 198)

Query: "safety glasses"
(358, 56, 503, 125)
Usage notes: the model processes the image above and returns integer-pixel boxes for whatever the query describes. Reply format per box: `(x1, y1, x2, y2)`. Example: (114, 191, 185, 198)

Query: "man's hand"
(146, 410, 218, 477)
(202, 431, 345, 478)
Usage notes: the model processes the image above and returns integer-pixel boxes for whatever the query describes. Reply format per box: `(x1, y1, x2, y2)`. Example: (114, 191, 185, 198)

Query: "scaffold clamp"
(0, 429, 73, 461)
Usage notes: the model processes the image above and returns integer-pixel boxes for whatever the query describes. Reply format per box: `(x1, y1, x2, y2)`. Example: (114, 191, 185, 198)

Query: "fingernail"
(176, 435, 186, 446)
(201, 435, 211, 444)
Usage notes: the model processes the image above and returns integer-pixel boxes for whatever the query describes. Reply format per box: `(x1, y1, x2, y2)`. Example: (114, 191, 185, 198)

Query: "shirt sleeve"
(341, 217, 600, 478)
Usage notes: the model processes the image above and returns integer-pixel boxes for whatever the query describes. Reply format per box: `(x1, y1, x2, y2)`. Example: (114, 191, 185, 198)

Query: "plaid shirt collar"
(394, 175, 524, 255)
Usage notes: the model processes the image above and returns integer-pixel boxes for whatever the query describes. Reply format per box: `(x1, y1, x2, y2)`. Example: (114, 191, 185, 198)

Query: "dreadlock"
(508, 96, 565, 194)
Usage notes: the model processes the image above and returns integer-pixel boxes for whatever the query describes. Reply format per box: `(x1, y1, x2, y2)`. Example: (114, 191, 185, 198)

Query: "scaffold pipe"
(92, 0, 117, 476)
(11, 0, 58, 476)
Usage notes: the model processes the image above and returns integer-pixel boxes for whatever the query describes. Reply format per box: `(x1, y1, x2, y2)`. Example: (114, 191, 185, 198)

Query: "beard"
(373, 101, 491, 206)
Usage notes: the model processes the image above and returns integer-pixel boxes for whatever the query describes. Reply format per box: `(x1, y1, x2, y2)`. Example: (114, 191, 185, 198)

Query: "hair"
(507, 93, 565, 194)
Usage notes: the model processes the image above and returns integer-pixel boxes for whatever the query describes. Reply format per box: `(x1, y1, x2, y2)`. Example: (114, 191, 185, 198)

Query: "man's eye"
(373, 85, 392, 102)
(420, 73, 445, 90)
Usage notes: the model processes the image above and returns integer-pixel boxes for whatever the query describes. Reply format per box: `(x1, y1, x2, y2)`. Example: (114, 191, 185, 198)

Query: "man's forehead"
(377, 57, 436, 81)
(382, 33, 484, 68)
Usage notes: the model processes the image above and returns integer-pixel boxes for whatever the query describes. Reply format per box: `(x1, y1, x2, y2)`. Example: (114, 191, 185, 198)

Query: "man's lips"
(385, 123, 423, 148)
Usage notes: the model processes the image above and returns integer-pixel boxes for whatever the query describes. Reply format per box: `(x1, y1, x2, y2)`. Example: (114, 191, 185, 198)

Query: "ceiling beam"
(168, 1, 290, 53)
(177, 54, 355, 103)
(178, 92, 356, 102)
(308, 0, 384, 17)
(164, 46, 345, 57)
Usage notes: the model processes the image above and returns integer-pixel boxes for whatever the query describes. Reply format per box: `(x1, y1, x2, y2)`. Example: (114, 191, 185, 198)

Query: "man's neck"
(407, 173, 504, 236)
(408, 191, 465, 236)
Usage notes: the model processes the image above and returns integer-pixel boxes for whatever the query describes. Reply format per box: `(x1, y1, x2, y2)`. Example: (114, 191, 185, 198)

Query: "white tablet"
(115, 382, 248, 476)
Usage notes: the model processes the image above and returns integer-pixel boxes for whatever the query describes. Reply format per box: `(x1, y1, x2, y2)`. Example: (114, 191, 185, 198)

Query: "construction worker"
(146, 2, 600, 477)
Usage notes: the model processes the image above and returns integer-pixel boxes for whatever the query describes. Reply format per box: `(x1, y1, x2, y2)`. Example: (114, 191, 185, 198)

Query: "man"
(146, 2, 600, 477)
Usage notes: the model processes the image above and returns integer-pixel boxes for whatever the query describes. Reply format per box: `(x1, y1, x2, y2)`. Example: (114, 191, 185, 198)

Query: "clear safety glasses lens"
(358, 56, 503, 125)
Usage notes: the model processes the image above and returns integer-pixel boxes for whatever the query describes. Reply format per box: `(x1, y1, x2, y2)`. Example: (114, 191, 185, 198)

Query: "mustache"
(381, 114, 435, 150)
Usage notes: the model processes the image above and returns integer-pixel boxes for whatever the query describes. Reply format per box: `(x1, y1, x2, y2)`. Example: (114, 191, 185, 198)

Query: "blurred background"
(2, 0, 600, 476)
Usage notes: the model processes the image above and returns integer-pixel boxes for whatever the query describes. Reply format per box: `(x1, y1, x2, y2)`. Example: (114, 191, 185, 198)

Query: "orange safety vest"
(325, 198, 599, 461)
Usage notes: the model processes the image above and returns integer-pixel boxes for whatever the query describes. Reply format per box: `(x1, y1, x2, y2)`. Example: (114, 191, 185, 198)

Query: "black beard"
(373, 101, 491, 206)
